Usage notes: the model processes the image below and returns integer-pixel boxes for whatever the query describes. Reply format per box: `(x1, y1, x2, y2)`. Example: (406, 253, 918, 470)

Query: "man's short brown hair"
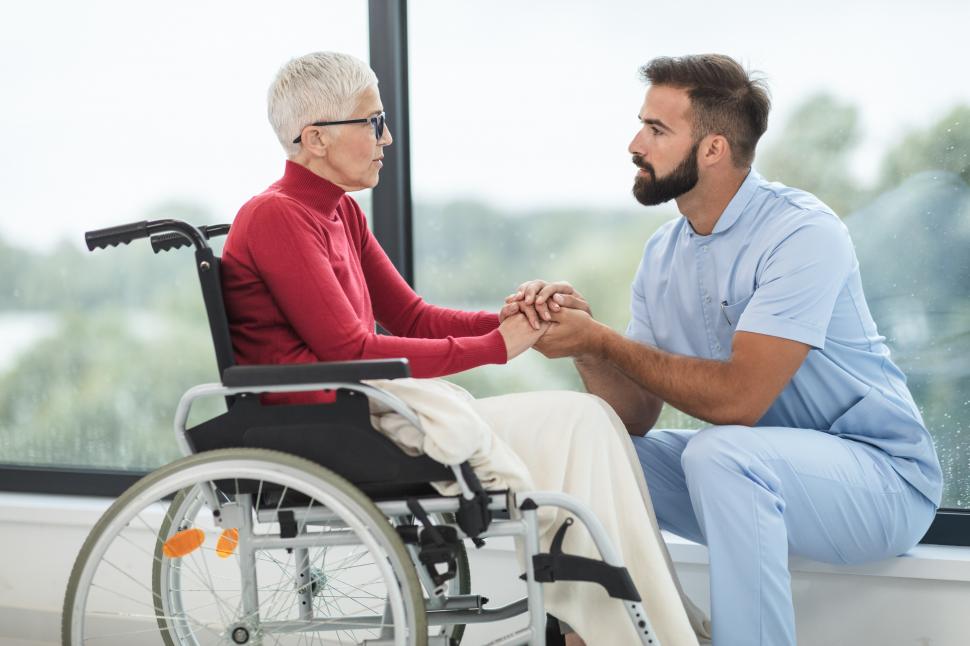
(640, 54, 770, 167)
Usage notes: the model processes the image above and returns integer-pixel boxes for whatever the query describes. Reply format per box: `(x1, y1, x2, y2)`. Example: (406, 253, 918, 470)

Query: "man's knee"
(680, 424, 762, 477)
(633, 429, 691, 469)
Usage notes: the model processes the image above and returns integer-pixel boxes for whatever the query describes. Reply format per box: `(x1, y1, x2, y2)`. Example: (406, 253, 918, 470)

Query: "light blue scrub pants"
(632, 425, 936, 646)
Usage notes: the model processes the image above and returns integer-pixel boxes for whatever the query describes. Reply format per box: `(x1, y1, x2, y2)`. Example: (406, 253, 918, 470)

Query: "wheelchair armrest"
(221, 359, 411, 388)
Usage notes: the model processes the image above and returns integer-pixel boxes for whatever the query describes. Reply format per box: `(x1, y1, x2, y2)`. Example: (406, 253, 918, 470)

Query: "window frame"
(0, 0, 967, 548)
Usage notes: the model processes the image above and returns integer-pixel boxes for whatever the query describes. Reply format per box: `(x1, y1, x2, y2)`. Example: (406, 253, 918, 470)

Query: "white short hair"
(268, 51, 378, 157)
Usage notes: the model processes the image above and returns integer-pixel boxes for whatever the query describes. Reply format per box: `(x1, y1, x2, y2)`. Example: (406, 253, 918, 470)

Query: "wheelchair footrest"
(523, 517, 642, 602)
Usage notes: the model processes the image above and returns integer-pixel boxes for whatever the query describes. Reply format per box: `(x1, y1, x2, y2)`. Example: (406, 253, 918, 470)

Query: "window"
(408, 0, 970, 511)
(2, 1, 967, 545)
(0, 1, 369, 472)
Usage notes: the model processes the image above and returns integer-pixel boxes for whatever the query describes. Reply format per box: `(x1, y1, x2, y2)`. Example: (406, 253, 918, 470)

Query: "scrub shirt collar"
(710, 168, 762, 235)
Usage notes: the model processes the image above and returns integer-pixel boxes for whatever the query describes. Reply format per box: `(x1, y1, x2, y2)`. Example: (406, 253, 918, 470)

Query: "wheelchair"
(62, 218, 661, 646)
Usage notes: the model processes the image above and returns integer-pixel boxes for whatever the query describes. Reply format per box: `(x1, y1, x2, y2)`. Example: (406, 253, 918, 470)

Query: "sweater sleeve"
(350, 201, 501, 338)
(246, 200, 507, 378)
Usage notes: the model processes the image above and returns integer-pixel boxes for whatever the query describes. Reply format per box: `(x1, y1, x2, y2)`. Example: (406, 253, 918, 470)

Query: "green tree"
(0, 308, 222, 469)
(0, 200, 224, 469)
(758, 93, 864, 215)
(877, 105, 970, 191)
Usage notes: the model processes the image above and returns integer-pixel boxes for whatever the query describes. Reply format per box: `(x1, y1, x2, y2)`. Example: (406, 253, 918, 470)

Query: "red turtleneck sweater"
(221, 161, 507, 403)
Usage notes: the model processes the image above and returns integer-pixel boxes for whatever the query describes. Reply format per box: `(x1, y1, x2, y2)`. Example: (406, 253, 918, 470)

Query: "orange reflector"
(162, 528, 205, 558)
(216, 528, 239, 559)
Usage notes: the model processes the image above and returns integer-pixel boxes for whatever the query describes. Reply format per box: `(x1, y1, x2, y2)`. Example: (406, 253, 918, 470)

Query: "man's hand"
(498, 312, 549, 360)
(535, 306, 608, 359)
(505, 279, 591, 329)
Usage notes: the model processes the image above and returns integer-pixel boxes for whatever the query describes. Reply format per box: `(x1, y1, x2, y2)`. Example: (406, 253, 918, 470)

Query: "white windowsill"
(661, 531, 970, 583)
(3, 492, 968, 583)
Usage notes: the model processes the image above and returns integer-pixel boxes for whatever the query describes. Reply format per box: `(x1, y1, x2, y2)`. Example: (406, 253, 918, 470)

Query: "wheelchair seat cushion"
(186, 391, 454, 496)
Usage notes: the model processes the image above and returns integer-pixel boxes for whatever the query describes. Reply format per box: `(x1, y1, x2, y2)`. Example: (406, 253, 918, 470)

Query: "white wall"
(2, 493, 969, 645)
(670, 557, 970, 646)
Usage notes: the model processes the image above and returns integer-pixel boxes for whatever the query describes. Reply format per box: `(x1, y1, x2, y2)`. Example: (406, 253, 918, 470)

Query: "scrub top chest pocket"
(715, 293, 754, 356)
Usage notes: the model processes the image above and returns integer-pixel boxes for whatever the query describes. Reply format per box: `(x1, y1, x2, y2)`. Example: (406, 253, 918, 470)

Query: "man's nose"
(381, 125, 393, 146)
(628, 132, 643, 156)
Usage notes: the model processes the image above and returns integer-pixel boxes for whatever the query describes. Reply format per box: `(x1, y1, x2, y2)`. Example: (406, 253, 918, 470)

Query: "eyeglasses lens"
(373, 113, 385, 139)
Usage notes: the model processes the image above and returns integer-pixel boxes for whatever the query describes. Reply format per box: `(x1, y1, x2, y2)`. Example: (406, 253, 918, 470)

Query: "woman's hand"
(505, 279, 591, 329)
(498, 312, 549, 360)
(498, 301, 521, 323)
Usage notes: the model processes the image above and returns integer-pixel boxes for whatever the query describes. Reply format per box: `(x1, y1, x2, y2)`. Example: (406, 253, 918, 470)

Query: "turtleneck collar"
(277, 160, 346, 217)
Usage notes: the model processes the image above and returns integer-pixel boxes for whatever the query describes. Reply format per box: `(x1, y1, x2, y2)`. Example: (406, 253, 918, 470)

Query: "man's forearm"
(574, 354, 662, 435)
(594, 328, 752, 426)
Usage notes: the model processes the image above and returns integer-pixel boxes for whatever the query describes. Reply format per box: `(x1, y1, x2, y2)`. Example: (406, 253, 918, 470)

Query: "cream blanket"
(365, 378, 711, 646)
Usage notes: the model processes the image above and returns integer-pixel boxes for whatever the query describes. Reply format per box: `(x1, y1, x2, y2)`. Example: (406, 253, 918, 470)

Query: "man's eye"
(651, 127, 662, 135)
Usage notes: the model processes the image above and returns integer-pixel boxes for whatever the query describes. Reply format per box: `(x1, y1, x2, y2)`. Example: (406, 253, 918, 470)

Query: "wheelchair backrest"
(194, 247, 236, 376)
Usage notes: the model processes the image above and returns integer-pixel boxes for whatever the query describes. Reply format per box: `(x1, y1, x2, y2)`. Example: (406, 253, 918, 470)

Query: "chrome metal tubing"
(236, 493, 260, 627)
(249, 531, 363, 551)
(520, 505, 546, 646)
(482, 627, 534, 646)
(426, 598, 529, 625)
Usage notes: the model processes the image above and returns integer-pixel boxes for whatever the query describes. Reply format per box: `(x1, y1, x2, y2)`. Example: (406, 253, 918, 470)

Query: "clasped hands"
(497, 280, 607, 360)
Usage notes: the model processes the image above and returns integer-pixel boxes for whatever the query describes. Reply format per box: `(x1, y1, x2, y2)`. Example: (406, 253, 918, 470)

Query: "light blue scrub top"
(626, 169, 943, 506)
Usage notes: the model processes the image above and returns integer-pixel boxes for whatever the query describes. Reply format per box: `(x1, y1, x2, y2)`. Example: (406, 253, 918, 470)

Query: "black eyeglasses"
(293, 112, 386, 144)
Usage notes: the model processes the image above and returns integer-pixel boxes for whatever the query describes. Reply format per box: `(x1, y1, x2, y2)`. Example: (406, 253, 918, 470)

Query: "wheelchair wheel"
(63, 448, 427, 646)
(154, 495, 472, 644)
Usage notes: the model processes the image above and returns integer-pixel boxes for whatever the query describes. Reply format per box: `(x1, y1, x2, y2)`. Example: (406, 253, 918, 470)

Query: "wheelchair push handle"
(151, 224, 230, 254)
(84, 219, 216, 253)
(84, 220, 150, 251)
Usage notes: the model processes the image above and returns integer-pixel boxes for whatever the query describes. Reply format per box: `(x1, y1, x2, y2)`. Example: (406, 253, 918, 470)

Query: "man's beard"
(632, 141, 700, 206)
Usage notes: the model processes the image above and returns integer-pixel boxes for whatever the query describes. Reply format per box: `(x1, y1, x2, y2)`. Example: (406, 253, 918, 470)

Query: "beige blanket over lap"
(365, 378, 711, 646)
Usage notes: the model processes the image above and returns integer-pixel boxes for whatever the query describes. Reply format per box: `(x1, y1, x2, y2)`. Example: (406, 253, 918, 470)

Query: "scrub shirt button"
(705, 296, 712, 304)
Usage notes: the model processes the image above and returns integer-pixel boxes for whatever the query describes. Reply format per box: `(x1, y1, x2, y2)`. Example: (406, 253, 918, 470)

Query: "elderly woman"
(221, 54, 543, 400)
(221, 51, 704, 646)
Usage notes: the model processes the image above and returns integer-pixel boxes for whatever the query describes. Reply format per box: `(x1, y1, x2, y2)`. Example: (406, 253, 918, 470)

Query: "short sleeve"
(736, 215, 855, 349)
(625, 255, 659, 346)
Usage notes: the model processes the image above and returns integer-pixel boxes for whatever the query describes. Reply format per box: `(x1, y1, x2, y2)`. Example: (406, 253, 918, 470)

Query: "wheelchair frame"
(62, 218, 663, 646)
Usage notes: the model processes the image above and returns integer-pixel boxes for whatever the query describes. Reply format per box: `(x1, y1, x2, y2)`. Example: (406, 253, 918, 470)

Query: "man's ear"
(699, 134, 730, 168)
